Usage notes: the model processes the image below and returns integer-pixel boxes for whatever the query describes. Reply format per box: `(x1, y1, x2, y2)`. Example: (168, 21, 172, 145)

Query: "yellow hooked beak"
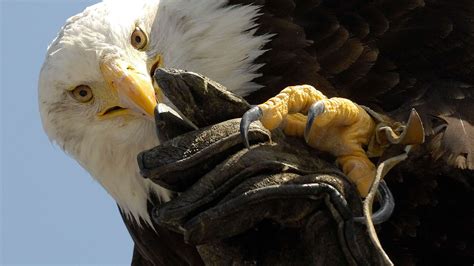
(99, 56, 162, 119)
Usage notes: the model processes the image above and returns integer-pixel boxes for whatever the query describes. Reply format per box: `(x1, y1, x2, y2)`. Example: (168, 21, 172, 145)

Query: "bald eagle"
(39, 0, 473, 264)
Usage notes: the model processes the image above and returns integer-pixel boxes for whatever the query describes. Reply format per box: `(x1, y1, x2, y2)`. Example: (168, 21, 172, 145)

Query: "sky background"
(1, 1, 135, 265)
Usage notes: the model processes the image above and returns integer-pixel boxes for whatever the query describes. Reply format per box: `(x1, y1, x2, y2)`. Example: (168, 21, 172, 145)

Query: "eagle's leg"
(337, 153, 376, 197)
(241, 85, 377, 197)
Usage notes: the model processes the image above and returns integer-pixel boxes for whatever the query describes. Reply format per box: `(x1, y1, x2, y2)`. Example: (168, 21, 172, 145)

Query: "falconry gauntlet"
(136, 69, 402, 265)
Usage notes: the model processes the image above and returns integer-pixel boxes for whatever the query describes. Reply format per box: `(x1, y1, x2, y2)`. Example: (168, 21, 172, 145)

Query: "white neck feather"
(154, 0, 270, 95)
(42, 0, 269, 228)
(73, 118, 170, 227)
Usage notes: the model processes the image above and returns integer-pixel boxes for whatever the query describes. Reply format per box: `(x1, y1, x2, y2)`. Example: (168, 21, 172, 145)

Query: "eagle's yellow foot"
(240, 85, 377, 197)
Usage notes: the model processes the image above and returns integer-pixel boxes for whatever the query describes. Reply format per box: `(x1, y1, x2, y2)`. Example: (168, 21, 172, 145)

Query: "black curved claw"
(240, 106, 263, 148)
(304, 101, 325, 143)
(354, 181, 395, 225)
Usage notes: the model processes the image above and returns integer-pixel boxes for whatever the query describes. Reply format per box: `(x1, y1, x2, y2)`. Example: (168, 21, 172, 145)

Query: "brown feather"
(223, 0, 474, 263)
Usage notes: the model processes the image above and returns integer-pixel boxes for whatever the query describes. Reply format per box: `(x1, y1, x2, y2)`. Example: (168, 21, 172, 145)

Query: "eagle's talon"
(248, 85, 379, 198)
(240, 106, 263, 148)
(354, 181, 395, 225)
(304, 101, 326, 143)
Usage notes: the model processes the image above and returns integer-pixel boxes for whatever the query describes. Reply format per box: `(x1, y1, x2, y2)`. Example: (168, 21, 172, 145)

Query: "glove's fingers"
(154, 103, 198, 143)
(182, 181, 349, 245)
(139, 119, 271, 191)
(154, 67, 250, 128)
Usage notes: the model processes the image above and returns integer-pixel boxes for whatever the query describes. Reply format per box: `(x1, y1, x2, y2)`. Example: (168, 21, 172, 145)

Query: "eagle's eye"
(71, 85, 93, 103)
(131, 27, 148, 50)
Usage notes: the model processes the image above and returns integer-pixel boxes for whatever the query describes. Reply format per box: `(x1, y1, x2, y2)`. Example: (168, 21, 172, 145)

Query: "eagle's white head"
(38, 0, 268, 226)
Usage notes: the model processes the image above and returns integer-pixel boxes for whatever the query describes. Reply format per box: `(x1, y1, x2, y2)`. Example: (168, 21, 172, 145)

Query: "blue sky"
(1, 1, 134, 265)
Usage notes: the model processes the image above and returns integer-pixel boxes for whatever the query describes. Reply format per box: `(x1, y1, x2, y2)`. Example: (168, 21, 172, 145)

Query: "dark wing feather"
(233, 0, 474, 171)
(226, 0, 474, 264)
(119, 200, 204, 266)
